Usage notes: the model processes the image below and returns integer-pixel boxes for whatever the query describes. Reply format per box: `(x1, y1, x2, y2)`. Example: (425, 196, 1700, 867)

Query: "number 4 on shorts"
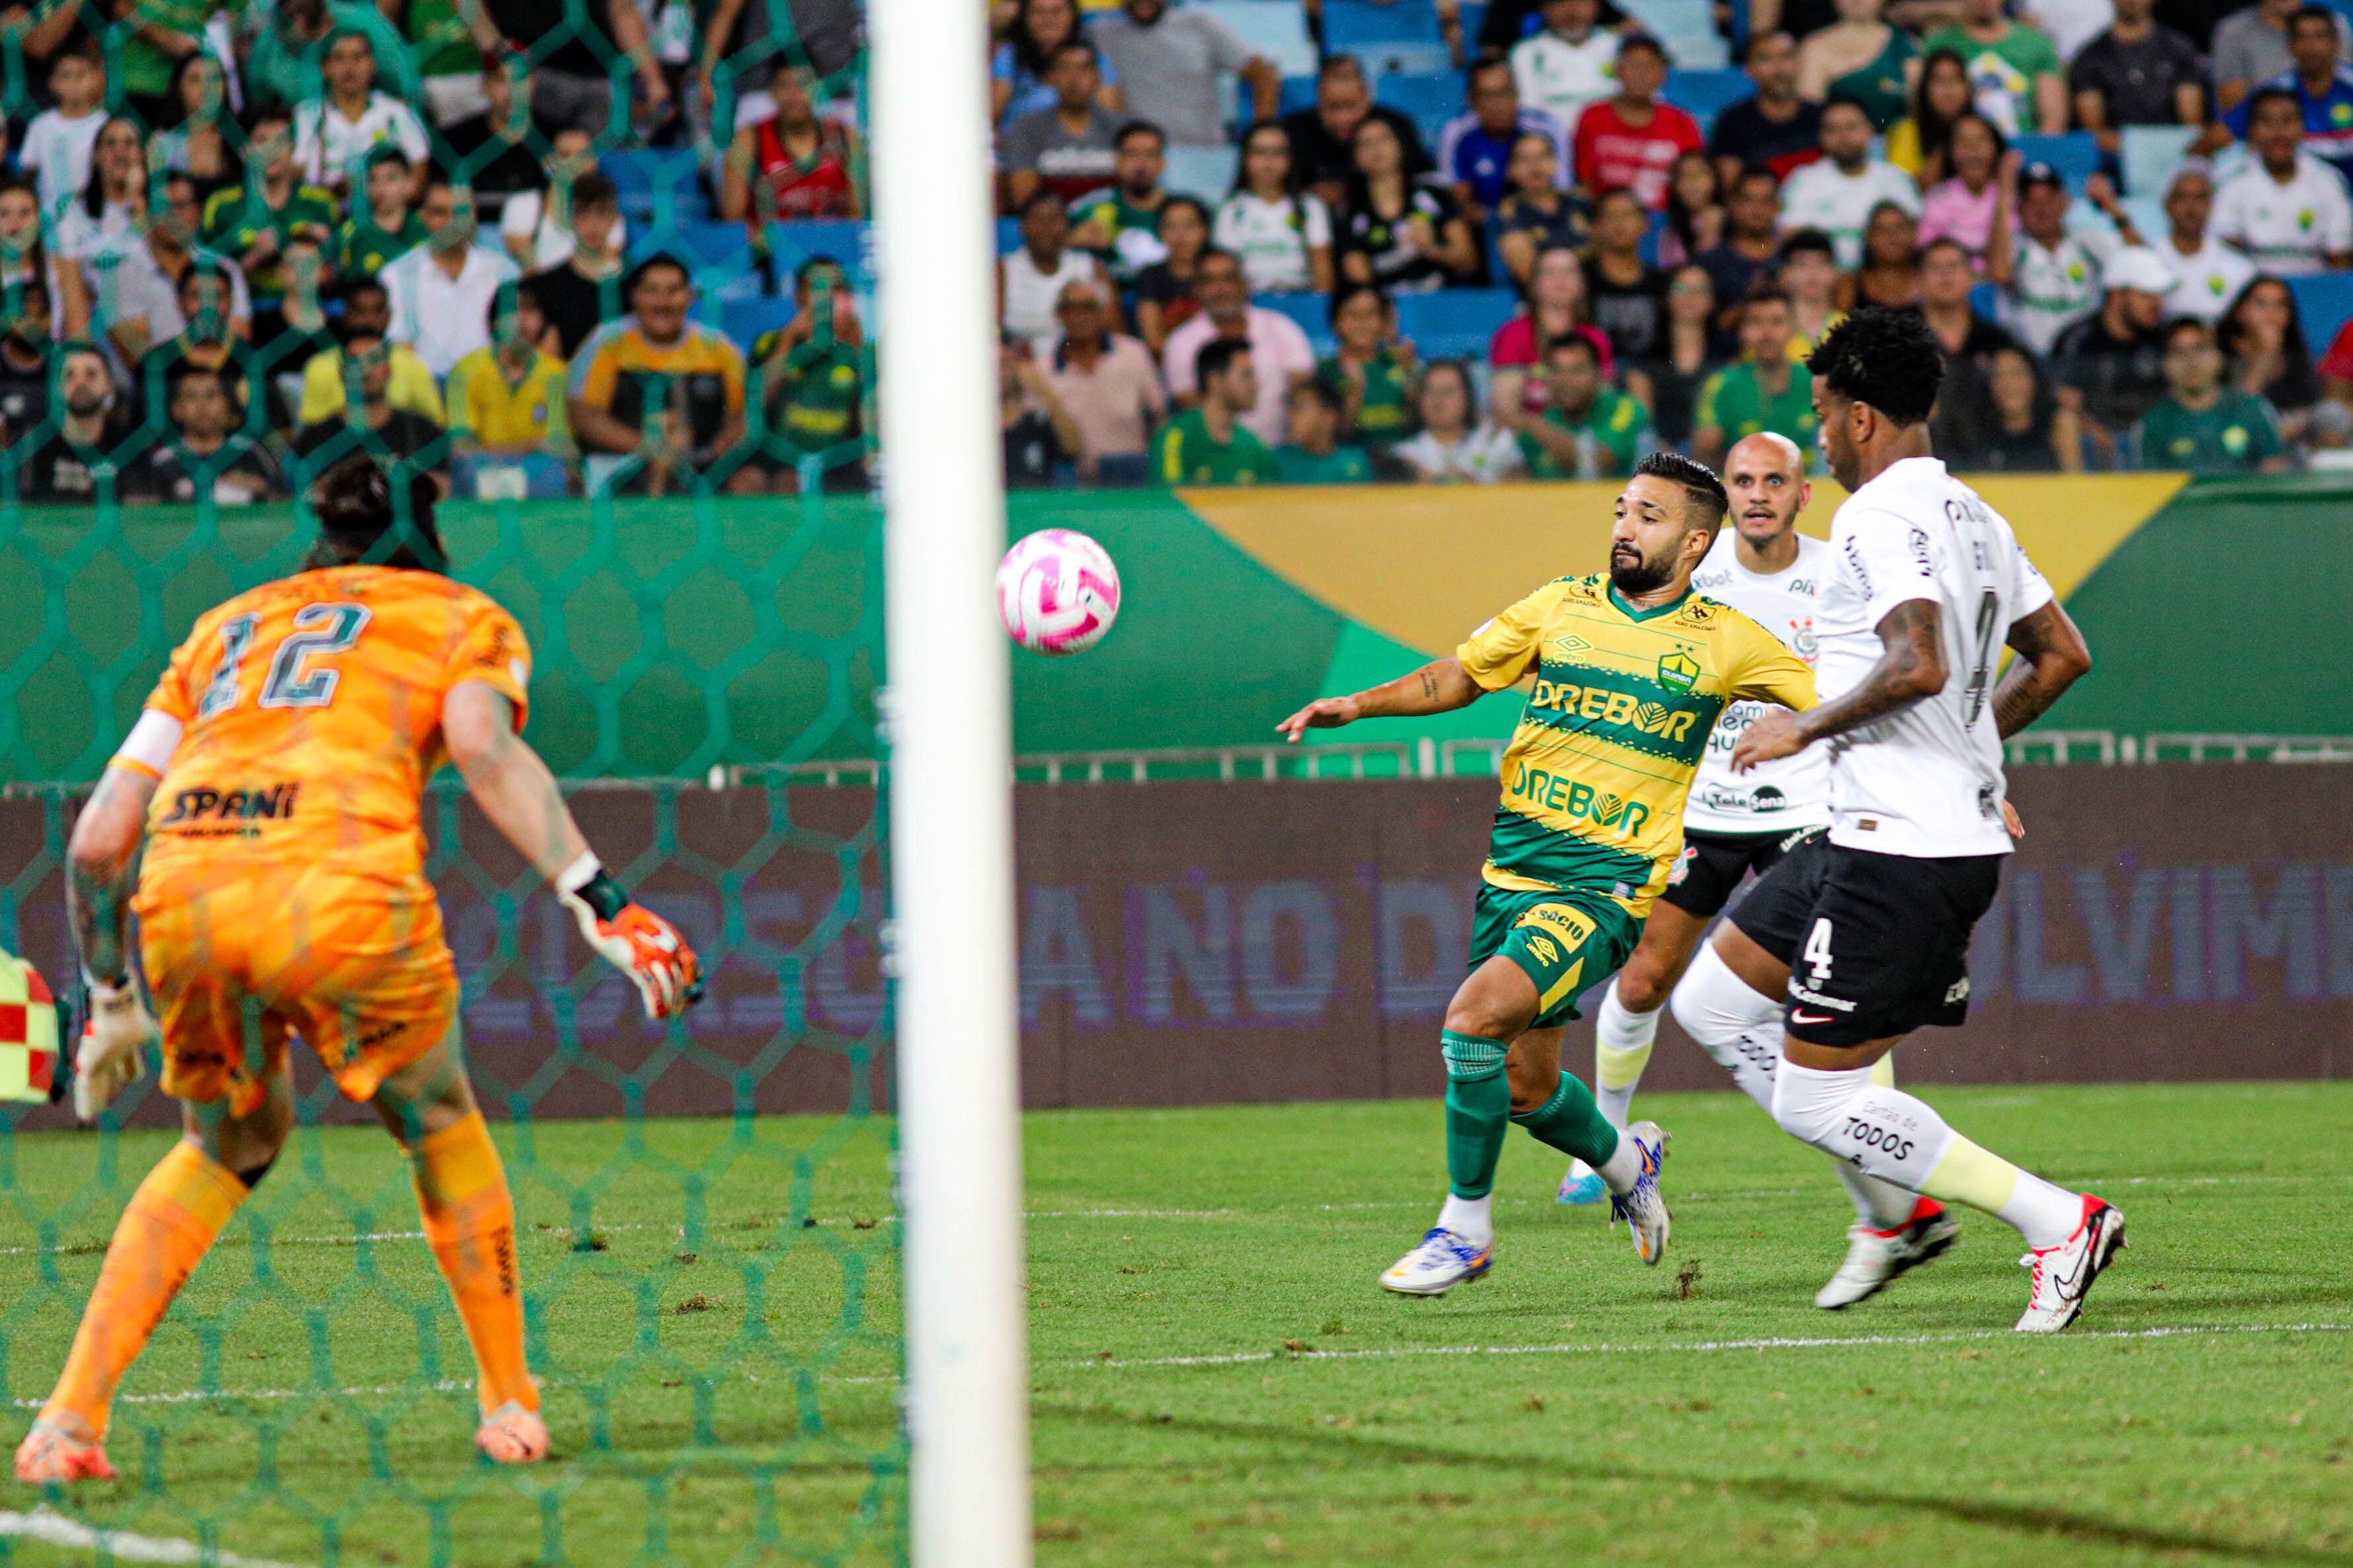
(1804, 917, 1834, 983)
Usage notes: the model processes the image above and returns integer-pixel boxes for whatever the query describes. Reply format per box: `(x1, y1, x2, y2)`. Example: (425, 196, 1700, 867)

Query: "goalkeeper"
(18, 453, 706, 1483)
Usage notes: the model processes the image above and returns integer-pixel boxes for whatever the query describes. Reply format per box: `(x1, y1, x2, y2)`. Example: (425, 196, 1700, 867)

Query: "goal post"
(868, 0, 1037, 1564)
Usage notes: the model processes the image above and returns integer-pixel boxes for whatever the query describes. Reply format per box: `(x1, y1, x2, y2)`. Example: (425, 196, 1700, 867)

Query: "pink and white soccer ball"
(996, 528, 1121, 655)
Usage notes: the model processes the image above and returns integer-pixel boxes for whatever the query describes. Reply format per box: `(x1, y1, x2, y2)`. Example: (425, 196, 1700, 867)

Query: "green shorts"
(1469, 884, 1641, 1030)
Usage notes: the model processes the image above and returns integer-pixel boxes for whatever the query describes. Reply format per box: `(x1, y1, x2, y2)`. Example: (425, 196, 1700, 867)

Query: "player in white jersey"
(1670, 308, 2121, 1333)
(1556, 433, 1959, 1308)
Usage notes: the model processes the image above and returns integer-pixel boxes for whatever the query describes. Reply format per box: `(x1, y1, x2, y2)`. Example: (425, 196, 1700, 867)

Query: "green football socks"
(1512, 1070, 1621, 1169)
(1441, 1031, 1510, 1200)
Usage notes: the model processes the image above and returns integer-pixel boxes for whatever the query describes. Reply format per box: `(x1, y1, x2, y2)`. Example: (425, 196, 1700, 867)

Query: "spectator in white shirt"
(293, 30, 430, 199)
(1775, 97, 1920, 268)
(21, 40, 107, 222)
(1213, 122, 1334, 294)
(1396, 359, 1525, 481)
(2212, 85, 2353, 276)
(499, 130, 630, 272)
(381, 175, 522, 378)
(1512, 0, 1621, 130)
(1161, 247, 1315, 444)
(1000, 190, 1116, 351)
(1991, 159, 2116, 353)
(2156, 161, 2256, 323)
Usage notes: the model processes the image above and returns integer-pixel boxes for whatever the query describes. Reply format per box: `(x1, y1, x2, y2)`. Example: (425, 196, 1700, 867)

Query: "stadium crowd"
(0, 0, 869, 506)
(990, 0, 2353, 483)
(9, 0, 2353, 505)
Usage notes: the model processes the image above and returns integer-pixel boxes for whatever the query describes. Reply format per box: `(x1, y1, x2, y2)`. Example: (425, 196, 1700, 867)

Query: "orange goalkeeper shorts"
(134, 859, 458, 1118)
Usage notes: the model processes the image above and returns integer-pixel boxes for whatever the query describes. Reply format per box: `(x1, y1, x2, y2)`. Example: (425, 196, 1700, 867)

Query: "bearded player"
(1674, 309, 2117, 1333)
(18, 454, 706, 1483)
(1557, 433, 1957, 1311)
(1278, 452, 1817, 1296)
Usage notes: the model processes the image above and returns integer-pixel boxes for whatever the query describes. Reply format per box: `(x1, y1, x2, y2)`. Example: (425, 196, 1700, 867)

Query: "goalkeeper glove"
(75, 975, 153, 1122)
(558, 856, 706, 1020)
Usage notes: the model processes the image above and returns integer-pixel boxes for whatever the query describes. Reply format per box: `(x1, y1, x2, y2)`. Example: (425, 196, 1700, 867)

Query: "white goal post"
(869, 1, 1036, 1564)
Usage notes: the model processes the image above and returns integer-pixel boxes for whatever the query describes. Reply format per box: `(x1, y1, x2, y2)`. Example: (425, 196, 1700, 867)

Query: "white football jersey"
(1683, 530, 1834, 837)
(1815, 457, 2053, 858)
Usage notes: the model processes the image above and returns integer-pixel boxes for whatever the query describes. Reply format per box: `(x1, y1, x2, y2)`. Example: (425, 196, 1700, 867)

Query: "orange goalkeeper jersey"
(126, 565, 532, 883)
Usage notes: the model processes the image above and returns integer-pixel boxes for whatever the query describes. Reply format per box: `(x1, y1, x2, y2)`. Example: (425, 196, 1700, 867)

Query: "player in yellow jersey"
(1277, 453, 1818, 1296)
(17, 455, 705, 1483)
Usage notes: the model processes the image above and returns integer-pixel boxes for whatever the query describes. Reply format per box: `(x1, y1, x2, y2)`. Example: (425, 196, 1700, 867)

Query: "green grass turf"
(3, 1080, 2350, 1567)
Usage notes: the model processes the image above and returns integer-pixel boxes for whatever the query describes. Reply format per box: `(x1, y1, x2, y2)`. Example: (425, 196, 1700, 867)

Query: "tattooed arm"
(1992, 598, 2092, 740)
(66, 764, 160, 985)
(1731, 600, 1949, 771)
(1275, 657, 1484, 743)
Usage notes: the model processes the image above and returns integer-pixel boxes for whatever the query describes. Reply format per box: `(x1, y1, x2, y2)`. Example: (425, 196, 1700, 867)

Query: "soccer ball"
(996, 529, 1121, 655)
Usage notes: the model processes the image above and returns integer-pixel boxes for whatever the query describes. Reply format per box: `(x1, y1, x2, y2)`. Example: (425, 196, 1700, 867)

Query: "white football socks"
(1436, 1192, 1494, 1249)
(1672, 945, 1917, 1230)
(1593, 983, 1659, 1129)
(1772, 1060, 2081, 1249)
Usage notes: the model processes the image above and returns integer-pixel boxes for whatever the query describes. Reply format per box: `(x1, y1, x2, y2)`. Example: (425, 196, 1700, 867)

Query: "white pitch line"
(1061, 1321, 2353, 1372)
(0, 1507, 314, 1568)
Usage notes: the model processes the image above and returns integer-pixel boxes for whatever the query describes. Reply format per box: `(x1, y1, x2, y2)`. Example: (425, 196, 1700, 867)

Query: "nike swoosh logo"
(2051, 1215, 2099, 1300)
(1791, 1009, 1834, 1025)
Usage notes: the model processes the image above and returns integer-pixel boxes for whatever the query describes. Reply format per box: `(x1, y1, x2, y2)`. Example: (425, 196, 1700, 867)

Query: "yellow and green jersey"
(1457, 573, 1817, 917)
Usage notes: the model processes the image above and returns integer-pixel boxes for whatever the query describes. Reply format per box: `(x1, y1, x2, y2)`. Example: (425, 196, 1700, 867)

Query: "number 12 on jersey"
(198, 603, 373, 718)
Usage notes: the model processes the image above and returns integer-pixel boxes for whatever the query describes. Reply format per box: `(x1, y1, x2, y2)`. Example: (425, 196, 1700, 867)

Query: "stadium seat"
(1280, 73, 1320, 116)
(1165, 144, 1241, 200)
(996, 216, 1023, 255)
(1199, 0, 1319, 76)
(1639, 208, 1668, 266)
(1362, 41, 1456, 79)
(602, 147, 706, 222)
(2288, 272, 2353, 355)
(1394, 287, 1518, 358)
(1324, 0, 1445, 48)
(766, 218, 869, 284)
(1376, 70, 1468, 142)
(2012, 132, 2100, 192)
(2121, 124, 2198, 198)
(1969, 280, 2000, 319)
(1662, 67, 1752, 137)
(1254, 291, 1337, 352)
(718, 295, 799, 349)
(1458, 0, 1490, 42)
(1619, 0, 1729, 66)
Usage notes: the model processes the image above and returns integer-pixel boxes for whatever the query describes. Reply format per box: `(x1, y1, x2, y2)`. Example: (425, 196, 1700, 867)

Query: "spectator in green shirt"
(1070, 122, 1172, 283)
(200, 105, 339, 342)
(1692, 288, 1817, 468)
(2131, 316, 2293, 474)
(1516, 335, 1656, 478)
(1922, 0, 2066, 134)
(1315, 282, 1419, 452)
(1154, 336, 1274, 483)
(339, 147, 427, 281)
(1274, 380, 1373, 482)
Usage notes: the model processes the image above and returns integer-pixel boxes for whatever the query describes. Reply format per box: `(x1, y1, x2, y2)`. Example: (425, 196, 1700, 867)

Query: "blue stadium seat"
(1324, 0, 1444, 48)
(1969, 280, 2000, 319)
(2012, 132, 2100, 192)
(1280, 73, 1320, 116)
(1165, 144, 1241, 200)
(767, 218, 869, 284)
(1199, 0, 1318, 75)
(602, 148, 706, 222)
(1376, 70, 1468, 142)
(1458, 0, 1490, 42)
(2288, 272, 2353, 356)
(636, 220, 751, 268)
(1395, 287, 1517, 358)
(1254, 292, 1336, 352)
(1619, 0, 1729, 66)
(1362, 41, 1456, 79)
(2120, 124, 2198, 198)
(717, 295, 799, 349)
(996, 216, 1023, 255)
(1663, 67, 1752, 136)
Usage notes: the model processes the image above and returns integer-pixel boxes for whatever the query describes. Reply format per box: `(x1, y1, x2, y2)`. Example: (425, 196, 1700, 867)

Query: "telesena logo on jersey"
(1683, 530, 1834, 836)
(1812, 457, 2051, 858)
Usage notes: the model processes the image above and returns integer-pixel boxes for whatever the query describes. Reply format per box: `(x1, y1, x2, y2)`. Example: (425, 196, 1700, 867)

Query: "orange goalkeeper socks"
(44, 1140, 249, 1440)
(409, 1112, 536, 1415)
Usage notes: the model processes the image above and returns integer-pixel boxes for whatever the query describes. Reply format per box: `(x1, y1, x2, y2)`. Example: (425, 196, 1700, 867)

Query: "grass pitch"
(2, 1080, 2349, 1567)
